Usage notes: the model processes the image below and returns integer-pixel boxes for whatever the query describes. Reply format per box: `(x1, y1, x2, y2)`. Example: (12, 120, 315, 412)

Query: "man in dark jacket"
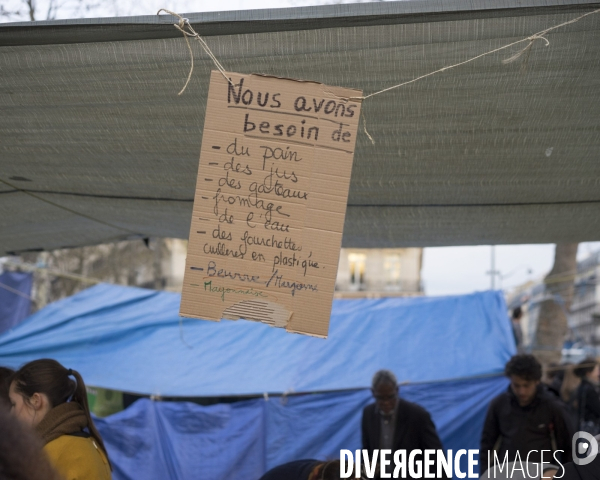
(480, 354, 573, 475)
(573, 357, 600, 433)
(362, 370, 446, 479)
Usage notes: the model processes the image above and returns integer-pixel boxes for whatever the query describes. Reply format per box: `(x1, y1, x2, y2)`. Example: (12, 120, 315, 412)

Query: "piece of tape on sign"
(180, 71, 362, 338)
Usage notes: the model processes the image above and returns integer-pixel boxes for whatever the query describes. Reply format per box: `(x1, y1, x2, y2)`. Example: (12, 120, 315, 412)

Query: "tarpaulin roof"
(0, 283, 514, 396)
(1, 0, 599, 255)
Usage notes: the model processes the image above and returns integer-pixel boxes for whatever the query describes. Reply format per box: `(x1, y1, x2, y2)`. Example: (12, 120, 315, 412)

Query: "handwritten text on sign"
(180, 72, 362, 337)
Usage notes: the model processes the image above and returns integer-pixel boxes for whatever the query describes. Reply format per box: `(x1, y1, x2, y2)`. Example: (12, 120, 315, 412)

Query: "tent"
(0, 283, 514, 395)
(0, 284, 514, 479)
(1, 0, 600, 255)
(94, 377, 506, 480)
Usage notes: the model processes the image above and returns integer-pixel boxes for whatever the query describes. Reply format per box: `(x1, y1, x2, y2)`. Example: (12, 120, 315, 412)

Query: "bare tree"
(25, 0, 35, 20)
(533, 243, 579, 369)
(0, 2, 24, 19)
(17, 238, 183, 312)
(1, 0, 106, 22)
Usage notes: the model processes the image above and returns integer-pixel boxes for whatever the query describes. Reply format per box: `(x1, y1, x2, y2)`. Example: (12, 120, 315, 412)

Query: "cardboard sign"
(180, 71, 362, 337)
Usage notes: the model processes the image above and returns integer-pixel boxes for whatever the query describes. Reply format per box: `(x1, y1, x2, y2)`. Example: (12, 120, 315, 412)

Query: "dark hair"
(10, 359, 110, 468)
(547, 362, 565, 381)
(0, 366, 14, 407)
(574, 357, 597, 379)
(372, 370, 398, 389)
(512, 307, 522, 320)
(505, 354, 542, 381)
(319, 460, 342, 480)
(0, 407, 62, 480)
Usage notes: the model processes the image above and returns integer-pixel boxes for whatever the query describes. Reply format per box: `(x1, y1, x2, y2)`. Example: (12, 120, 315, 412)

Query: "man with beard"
(480, 354, 573, 475)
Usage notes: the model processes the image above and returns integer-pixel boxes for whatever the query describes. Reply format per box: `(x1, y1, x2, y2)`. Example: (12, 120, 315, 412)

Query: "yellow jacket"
(44, 434, 112, 480)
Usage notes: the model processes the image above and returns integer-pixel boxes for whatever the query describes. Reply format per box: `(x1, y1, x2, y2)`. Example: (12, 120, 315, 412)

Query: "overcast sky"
(422, 242, 600, 297)
(3, 0, 598, 298)
(0, 0, 338, 22)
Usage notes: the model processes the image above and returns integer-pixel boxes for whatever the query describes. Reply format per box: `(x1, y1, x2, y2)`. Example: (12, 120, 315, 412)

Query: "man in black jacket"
(480, 354, 573, 475)
(362, 370, 446, 479)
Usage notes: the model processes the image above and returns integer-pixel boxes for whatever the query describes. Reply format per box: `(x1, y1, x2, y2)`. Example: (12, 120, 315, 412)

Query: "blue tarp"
(96, 397, 267, 480)
(0, 270, 32, 335)
(0, 284, 514, 480)
(0, 283, 514, 396)
(94, 376, 509, 480)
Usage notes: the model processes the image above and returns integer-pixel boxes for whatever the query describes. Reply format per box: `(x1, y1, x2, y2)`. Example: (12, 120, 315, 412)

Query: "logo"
(572, 431, 598, 466)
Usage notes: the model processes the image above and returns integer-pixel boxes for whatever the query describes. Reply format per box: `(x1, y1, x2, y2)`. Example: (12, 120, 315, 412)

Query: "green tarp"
(1, 0, 599, 254)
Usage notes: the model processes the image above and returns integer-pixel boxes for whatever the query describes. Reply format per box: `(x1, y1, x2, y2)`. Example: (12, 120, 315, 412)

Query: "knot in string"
(503, 34, 550, 65)
(529, 34, 550, 47)
(157, 9, 233, 95)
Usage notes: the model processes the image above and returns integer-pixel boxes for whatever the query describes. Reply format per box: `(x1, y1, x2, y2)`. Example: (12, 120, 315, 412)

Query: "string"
(159, 6, 600, 147)
(355, 8, 599, 100)
(2, 259, 101, 284)
(157, 9, 233, 95)
(0, 281, 32, 300)
(179, 317, 194, 349)
(502, 35, 549, 66)
(160, 8, 599, 99)
(361, 113, 375, 146)
(0, 177, 142, 236)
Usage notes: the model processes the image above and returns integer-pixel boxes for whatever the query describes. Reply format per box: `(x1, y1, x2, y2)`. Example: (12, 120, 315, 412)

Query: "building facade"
(5, 243, 424, 311)
(507, 250, 600, 351)
(335, 248, 423, 297)
(570, 251, 600, 346)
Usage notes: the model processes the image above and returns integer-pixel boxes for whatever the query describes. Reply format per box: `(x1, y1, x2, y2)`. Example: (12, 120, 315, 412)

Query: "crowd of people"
(263, 355, 600, 480)
(2, 355, 600, 480)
